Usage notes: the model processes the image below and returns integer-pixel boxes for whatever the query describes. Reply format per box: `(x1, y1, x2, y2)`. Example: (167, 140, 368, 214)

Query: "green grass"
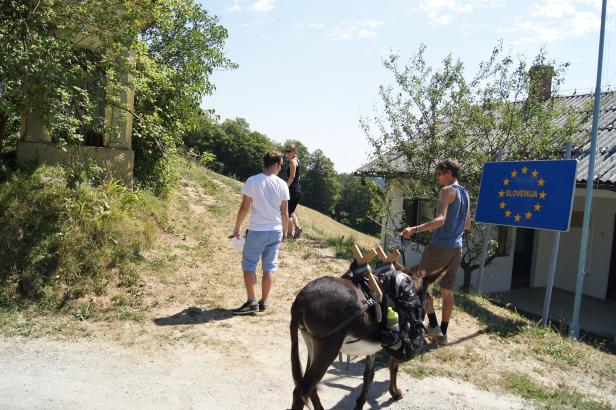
(455, 292, 529, 338)
(503, 371, 610, 409)
(526, 326, 586, 366)
(0, 166, 166, 313)
(324, 235, 371, 259)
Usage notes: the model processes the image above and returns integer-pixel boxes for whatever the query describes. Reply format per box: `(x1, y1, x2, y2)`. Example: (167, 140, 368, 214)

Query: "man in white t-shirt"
(231, 151, 290, 315)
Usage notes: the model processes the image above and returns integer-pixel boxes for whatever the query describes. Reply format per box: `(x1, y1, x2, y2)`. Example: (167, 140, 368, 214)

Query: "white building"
(356, 91, 616, 304)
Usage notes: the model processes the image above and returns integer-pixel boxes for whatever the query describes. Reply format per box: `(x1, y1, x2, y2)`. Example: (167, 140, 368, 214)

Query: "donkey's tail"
(290, 298, 303, 387)
(290, 299, 310, 408)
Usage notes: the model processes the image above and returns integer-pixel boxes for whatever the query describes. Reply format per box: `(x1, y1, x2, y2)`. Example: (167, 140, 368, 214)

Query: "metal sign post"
(541, 143, 572, 328)
(570, 0, 608, 339)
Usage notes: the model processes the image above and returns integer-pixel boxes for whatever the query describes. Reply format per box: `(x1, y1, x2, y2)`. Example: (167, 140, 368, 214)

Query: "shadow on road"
(153, 307, 233, 326)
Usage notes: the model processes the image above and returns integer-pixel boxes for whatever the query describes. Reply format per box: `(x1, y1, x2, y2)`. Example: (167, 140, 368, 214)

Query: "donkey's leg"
(292, 332, 317, 410)
(388, 357, 402, 400)
(309, 388, 324, 410)
(292, 386, 308, 410)
(301, 338, 342, 410)
(354, 354, 375, 410)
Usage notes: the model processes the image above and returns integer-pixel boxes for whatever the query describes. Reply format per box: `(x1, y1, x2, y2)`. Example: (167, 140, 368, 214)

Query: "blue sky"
(200, 0, 616, 172)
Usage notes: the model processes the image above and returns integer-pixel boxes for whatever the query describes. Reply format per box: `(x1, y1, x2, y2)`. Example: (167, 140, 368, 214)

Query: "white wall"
(532, 191, 615, 299)
(382, 181, 616, 299)
(477, 228, 516, 293)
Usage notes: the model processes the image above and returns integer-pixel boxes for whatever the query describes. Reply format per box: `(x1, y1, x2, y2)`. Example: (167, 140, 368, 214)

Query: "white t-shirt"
(241, 173, 290, 231)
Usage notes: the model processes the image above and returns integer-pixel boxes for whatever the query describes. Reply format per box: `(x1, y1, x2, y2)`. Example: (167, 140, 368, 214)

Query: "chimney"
(528, 65, 555, 101)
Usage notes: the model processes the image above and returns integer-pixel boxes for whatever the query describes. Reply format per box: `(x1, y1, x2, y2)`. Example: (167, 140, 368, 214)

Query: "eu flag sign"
(475, 160, 577, 232)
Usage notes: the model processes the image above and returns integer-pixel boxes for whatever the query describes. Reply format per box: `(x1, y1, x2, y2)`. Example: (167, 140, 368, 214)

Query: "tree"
(183, 115, 275, 181)
(363, 43, 585, 291)
(0, 1, 235, 194)
(302, 149, 341, 215)
(133, 1, 236, 193)
(335, 174, 381, 235)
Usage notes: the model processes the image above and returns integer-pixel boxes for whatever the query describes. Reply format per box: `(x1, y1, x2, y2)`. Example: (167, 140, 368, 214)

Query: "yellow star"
(503, 178, 510, 186)
(531, 170, 539, 178)
(525, 211, 533, 220)
(505, 210, 512, 218)
(514, 214, 521, 222)
(500, 201, 506, 209)
(539, 191, 547, 199)
(538, 178, 545, 187)
(498, 190, 505, 198)
(521, 166, 528, 174)
(511, 170, 518, 178)
(534, 203, 542, 212)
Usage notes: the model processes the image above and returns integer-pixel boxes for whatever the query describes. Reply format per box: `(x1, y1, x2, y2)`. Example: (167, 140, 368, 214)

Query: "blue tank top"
(430, 183, 469, 249)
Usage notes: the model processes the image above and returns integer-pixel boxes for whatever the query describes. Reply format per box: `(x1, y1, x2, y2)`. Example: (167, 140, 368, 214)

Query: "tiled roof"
(564, 92, 616, 186)
(355, 91, 616, 187)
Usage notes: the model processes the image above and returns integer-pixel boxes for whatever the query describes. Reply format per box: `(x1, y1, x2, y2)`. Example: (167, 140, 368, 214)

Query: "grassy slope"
(1, 161, 614, 409)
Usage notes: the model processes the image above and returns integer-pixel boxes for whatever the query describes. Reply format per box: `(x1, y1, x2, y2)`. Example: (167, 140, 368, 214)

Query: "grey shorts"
(418, 244, 462, 290)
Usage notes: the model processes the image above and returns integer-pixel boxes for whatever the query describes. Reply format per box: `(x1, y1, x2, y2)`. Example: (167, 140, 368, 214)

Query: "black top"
(287, 159, 302, 192)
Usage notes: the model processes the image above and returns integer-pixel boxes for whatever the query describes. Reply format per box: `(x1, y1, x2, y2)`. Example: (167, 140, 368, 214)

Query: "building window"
(402, 198, 435, 246)
(403, 198, 435, 226)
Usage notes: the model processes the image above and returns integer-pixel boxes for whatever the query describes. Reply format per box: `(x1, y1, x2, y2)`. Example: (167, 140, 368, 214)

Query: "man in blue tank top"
(400, 159, 471, 345)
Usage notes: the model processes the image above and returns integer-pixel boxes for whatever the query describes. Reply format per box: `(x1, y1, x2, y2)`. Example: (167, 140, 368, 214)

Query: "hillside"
(0, 163, 614, 409)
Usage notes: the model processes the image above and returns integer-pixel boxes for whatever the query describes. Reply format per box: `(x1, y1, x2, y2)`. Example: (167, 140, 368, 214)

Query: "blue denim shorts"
(242, 230, 283, 272)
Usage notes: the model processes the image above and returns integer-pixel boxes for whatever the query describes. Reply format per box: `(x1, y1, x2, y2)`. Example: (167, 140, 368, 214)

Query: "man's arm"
(401, 187, 454, 238)
(280, 200, 289, 239)
(233, 195, 252, 238)
(286, 159, 296, 187)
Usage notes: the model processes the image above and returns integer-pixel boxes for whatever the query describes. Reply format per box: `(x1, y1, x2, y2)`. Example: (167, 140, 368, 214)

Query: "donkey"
(290, 266, 421, 410)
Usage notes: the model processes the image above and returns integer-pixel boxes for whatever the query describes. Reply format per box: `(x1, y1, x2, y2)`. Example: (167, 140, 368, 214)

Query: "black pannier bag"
(376, 265, 425, 361)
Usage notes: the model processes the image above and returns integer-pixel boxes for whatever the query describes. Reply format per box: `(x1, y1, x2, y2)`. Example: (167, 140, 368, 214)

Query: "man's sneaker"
(258, 299, 269, 312)
(231, 301, 258, 315)
(437, 334, 449, 346)
(293, 228, 303, 239)
(426, 324, 443, 338)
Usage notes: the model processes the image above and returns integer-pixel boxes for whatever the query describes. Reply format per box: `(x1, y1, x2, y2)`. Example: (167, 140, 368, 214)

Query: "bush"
(326, 235, 369, 259)
(0, 166, 166, 310)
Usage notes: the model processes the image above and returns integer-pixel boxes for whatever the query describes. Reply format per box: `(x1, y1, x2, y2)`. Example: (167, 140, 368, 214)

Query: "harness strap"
(313, 299, 376, 340)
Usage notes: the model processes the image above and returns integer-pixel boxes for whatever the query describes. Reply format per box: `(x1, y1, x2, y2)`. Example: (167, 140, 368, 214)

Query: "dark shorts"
(418, 245, 462, 290)
(289, 190, 301, 215)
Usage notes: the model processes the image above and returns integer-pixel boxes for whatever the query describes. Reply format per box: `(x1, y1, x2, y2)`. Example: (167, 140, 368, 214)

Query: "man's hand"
(282, 232, 287, 242)
(232, 227, 241, 239)
(400, 227, 415, 239)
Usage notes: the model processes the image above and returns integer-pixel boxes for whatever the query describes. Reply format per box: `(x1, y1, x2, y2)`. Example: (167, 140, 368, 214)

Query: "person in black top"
(285, 144, 303, 239)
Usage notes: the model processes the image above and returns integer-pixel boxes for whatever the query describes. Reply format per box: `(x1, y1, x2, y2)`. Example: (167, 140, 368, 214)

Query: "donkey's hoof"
(389, 388, 403, 400)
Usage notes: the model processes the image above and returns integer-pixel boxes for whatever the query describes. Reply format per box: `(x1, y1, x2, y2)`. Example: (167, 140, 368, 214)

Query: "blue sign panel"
(475, 160, 577, 231)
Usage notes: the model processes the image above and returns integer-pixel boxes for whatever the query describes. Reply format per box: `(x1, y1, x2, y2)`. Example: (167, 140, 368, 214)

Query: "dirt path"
(0, 334, 527, 410)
